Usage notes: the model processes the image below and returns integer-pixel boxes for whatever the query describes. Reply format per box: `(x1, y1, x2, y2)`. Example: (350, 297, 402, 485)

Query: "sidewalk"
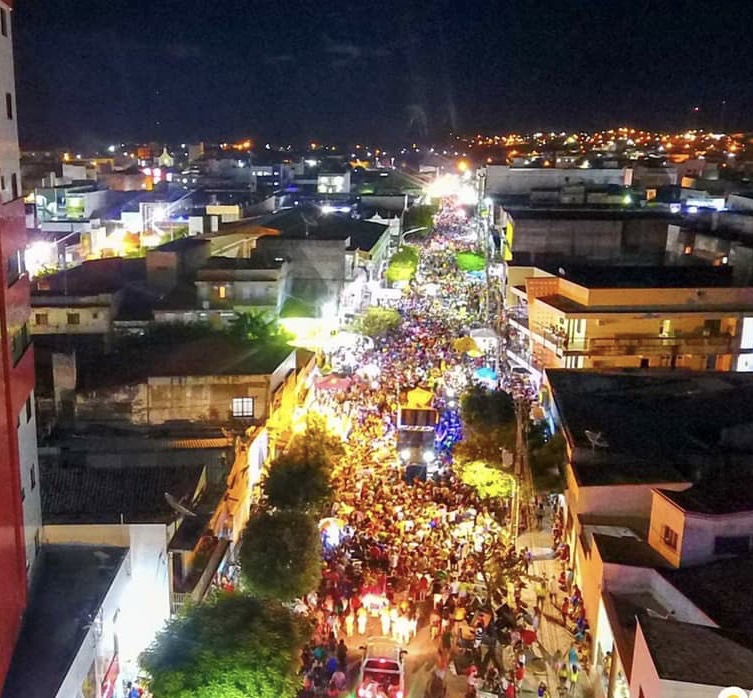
(518, 513, 590, 697)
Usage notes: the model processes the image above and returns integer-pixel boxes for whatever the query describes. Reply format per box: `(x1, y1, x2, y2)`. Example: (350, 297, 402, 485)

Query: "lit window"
(5, 91, 11, 120)
(232, 397, 254, 417)
(683, 245, 693, 255)
(218, 285, 227, 299)
(661, 525, 678, 551)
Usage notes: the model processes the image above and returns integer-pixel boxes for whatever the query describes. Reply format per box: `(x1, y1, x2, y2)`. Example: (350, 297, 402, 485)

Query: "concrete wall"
(75, 352, 296, 424)
(30, 295, 118, 337)
(486, 166, 628, 196)
(17, 390, 41, 573)
(506, 214, 668, 264)
(255, 236, 347, 303)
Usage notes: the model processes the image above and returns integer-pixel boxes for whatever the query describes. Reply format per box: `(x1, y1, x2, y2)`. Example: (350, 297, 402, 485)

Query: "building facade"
(0, 1, 42, 690)
(507, 266, 753, 380)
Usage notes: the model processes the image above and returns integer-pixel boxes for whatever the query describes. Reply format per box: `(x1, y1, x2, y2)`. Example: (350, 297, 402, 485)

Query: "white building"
(2, 544, 156, 698)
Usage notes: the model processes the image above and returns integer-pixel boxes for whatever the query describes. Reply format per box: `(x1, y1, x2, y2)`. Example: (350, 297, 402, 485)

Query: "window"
(10, 324, 30, 365)
(1, 9, 7, 37)
(7, 249, 22, 284)
(714, 535, 750, 556)
(20, 486, 24, 502)
(25, 396, 31, 423)
(1, 175, 5, 190)
(662, 525, 678, 551)
(34, 529, 40, 555)
(218, 285, 227, 300)
(5, 91, 12, 119)
(232, 397, 254, 417)
(10, 172, 17, 199)
(30, 464, 36, 490)
(67, 312, 80, 325)
(35, 313, 48, 326)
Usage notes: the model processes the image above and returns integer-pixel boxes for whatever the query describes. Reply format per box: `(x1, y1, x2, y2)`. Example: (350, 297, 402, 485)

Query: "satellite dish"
(584, 430, 609, 450)
(165, 492, 197, 517)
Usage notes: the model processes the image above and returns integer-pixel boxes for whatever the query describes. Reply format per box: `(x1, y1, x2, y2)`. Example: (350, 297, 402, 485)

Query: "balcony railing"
(533, 332, 739, 357)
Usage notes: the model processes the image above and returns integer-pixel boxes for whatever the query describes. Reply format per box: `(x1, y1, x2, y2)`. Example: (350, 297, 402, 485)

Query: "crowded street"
(298, 206, 588, 698)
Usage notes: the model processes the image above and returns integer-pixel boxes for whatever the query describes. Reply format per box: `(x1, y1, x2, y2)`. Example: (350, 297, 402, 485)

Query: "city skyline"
(14, 0, 753, 148)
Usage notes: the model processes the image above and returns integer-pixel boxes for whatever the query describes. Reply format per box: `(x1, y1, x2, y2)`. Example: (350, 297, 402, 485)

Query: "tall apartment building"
(0, 1, 41, 690)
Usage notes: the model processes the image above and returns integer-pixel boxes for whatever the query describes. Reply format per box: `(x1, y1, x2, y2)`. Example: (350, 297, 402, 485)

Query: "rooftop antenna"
(584, 430, 609, 451)
(165, 492, 197, 517)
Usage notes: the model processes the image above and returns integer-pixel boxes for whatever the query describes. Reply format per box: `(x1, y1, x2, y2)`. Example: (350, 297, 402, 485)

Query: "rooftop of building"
(601, 590, 670, 677)
(502, 206, 679, 220)
(253, 207, 388, 249)
(585, 521, 668, 567)
(543, 264, 736, 288)
(154, 236, 211, 252)
(546, 369, 753, 487)
(534, 291, 753, 314)
(660, 555, 753, 632)
(41, 460, 207, 524)
(638, 616, 753, 688)
(200, 253, 286, 271)
(32, 257, 146, 296)
(75, 329, 294, 389)
(1, 545, 129, 698)
(657, 475, 753, 515)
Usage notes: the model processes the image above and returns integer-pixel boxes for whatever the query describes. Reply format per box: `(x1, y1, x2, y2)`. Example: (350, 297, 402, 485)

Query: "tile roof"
(41, 462, 206, 524)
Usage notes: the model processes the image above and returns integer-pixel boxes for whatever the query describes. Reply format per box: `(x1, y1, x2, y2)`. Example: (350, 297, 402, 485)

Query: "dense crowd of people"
(299, 207, 570, 698)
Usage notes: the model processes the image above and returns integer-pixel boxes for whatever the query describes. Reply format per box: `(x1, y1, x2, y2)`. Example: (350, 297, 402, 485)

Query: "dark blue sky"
(13, 0, 753, 148)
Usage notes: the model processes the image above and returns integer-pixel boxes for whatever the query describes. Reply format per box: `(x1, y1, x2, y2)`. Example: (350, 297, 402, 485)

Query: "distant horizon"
(14, 0, 753, 150)
(17, 123, 753, 154)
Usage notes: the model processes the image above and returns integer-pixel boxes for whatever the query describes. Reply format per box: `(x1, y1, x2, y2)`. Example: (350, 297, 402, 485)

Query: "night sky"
(13, 0, 753, 148)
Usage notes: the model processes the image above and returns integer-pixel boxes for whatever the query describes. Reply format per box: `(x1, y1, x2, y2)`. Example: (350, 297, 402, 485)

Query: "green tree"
(456, 386, 517, 464)
(264, 453, 333, 513)
(455, 250, 486, 272)
(385, 245, 419, 283)
(353, 306, 402, 339)
(456, 460, 515, 500)
(461, 385, 516, 431)
(403, 204, 437, 233)
(139, 592, 311, 698)
(528, 427, 566, 493)
(229, 311, 283, 342)
(239, 510, 322, 601)
(474, 540, 526, 608)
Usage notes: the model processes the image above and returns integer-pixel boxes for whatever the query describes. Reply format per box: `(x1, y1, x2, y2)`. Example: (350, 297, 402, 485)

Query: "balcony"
(507, 307, 530, 334)
(506, 340, 544, 373)
(560, 333, 738, 357)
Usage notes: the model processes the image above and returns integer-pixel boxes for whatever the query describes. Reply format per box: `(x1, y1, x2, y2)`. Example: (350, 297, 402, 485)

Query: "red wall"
(0, 197, 32, 690)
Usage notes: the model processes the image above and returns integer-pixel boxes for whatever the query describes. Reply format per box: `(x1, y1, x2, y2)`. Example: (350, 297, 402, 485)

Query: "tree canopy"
(385, 245, 419, 283)
(461, 385, 516, 431)
(229, 311, 286, 343)
(455, 385, 518, 465)
(353, 306, 402, 339)
(456, 460, 516, 500)
(264, 452, 333, 513)
(139, 593, 311, 698)
(455, 250, 486, 272)
(239, 510, 322, 601)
